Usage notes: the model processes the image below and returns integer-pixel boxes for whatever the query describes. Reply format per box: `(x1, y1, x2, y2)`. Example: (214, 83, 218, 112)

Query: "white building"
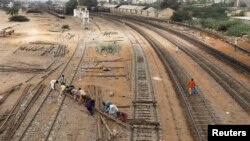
(51, 0, 69, 4)
(132, 0, 157, 4)
(7, 2, 14, 7)
(98, 0, 110, 2)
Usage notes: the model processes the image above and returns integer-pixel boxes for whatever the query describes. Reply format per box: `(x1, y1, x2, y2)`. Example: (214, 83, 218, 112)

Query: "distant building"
(178, 0, 249, 7)
(7, 2, 14, 7)
(97, 0, 157, 4)
(51, 0, 69, 4)
(132, 0, 157, 4)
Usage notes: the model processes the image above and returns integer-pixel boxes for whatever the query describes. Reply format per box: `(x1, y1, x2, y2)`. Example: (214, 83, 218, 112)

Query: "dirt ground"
(0, 9, 249, 141)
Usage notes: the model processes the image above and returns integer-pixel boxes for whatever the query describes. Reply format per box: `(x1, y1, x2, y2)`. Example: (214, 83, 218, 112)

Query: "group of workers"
(50, 75, 197, 121)
(50, 75, 127, 122)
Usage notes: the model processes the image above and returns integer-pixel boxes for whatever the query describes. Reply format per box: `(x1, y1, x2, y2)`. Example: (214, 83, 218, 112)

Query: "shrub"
(184, 19, 200, 26)
(61, 24, 70, 32)
(225, 23, 250, 37)
(9, 15, 29, 22)
(233, 11, 245, 17)
(200, 18, 217, 29)
(96, 44, 121, 54)
(200, 19, 240, 32)
(215, 20, 240, 31)
(183, 5, 227, 19)
(171, 11, 192, 22)
(62, 24, 70, 30)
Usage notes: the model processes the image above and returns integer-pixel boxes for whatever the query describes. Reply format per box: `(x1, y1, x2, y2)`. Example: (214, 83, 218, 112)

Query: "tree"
(160, 0, 179, 10)
(46, 0, 52, 5)
(171, 10, 191, 22)
(100, 1, 106, 7)
(78, 0, 98, 8)
(65, 0, 77, 15)
(6, 6, 18, 17)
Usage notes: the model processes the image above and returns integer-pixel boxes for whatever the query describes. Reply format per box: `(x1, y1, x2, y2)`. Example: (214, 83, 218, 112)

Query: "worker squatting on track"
(50, 80, 58, 90)
(49, 77, 127, 122)
(102, 101, 127, 122)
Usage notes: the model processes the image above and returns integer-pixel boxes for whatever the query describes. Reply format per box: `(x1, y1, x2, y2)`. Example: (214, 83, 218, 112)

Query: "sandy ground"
(0, 9, 249, 141)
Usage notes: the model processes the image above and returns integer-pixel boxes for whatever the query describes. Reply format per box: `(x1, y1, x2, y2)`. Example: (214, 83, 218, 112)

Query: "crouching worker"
(60, 84, 66, 95)
(106, 104, 118, 117)
(78, 88, 86, 104)
(83, 94, 91, 104)
(116, 111, 127, 122)
(85, 99, 95, 115)
(102, 101, 112, 111)
(65, 85, 75, 94)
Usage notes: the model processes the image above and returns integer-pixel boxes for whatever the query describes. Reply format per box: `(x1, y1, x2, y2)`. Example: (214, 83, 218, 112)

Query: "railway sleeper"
(132, 100, 157, 104)
(130, 121, 159, 126)
(132, 125, 160, 129)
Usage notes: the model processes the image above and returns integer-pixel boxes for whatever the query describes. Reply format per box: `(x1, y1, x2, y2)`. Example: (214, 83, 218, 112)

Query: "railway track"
(97, 13, 250, 113)
(128, 33, 160, 140)
(168, 21, 250, 54)
(125, 21, 217, 141)
(0, 84, 45, 141)
(11, 38, 86, 141)
(96, 15, 217, 141)
(103, 13, 250, 55)
(98, 13, 250, 75)
(124, 19, 250, 114)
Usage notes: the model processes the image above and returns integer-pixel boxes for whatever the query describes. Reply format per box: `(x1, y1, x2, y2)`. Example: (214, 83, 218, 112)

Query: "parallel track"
(15, 38, 86, 141)
(96, 13, 250, 114)
(125, 21, 217, 141)
(95, 15, 217, 141)
(99, 13, 250, 75)
(128, 19, 250, 114)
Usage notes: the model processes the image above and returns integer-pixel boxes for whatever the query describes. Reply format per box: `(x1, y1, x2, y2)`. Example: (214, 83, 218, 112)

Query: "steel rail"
(18, 35, 82, 141)
(129, 20, 250, 113)
(97, 13, 250, 75)
(124, 21, 209, 141)
(97, 15, 217, 141)
(45, 40, 87, 141)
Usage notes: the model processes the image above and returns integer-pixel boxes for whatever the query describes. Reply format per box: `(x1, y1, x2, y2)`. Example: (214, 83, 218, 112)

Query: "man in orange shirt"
(188, 78, 195, 95)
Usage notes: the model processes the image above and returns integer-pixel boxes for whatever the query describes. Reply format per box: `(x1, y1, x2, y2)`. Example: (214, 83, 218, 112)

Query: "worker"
(175, 46, 179, 53)
(188, 78, 195, 95)
(70, 88, 79, 101)
(83, 94, 91, 104)
(71, 88, 77, 95)
(65, 85, 75, 94)
(116, 111, 127, 122)
(60, 84, 66, 95)
(85, 99, 95, 115)
(50, 80, 58, 90)
(78, 88, 86, 104)
(102, 101, 112, 111)
(60, 75, 66, 85)
(73, 88, 80, 102)
(106, 104, 118, 117)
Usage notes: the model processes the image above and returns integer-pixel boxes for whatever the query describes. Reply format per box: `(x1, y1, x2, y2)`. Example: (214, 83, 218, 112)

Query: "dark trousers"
(87, 106, 93, 115)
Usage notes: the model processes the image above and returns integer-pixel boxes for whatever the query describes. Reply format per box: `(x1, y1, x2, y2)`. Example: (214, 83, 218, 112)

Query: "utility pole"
(236, 0, 239, 7)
